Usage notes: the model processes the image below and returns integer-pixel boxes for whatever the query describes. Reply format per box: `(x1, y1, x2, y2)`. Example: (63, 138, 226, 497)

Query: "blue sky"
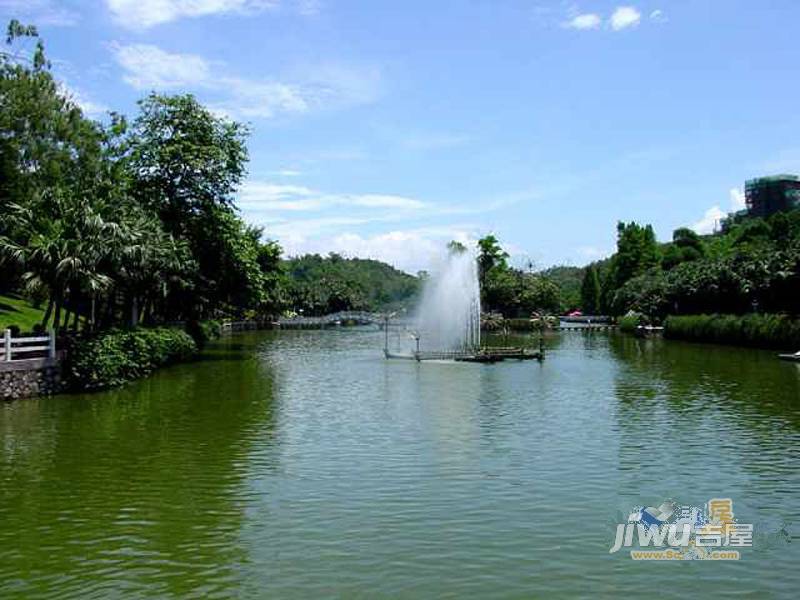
(2, 1, 800, 273)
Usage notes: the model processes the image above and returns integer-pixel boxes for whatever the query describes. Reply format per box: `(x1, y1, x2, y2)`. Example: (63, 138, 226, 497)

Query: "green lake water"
(1, 330, 799, 598)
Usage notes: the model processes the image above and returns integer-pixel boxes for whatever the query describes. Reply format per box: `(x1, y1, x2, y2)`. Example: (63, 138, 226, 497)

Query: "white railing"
(1, 329, 56, 362)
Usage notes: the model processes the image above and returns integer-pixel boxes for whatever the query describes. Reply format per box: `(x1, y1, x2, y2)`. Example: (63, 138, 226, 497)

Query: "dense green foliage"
(477, 236, 561, 317)
(599, 222, 660, 312)
(560, 206, 800, 323)
(608, 211, 800, 318)
(661, 227, 705, 270)
(664, 314, 800, 350)
(0, 23, 284, 333)
(539, 266, 583, 310)
(126, 94, 271, 317)
(283, 254, 419, 315)
(66, 328, 197, 390)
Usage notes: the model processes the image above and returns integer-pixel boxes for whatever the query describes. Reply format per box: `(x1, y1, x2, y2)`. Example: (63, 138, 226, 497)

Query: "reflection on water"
(0, 339, 278, 598)
(1, 329, 799, 597)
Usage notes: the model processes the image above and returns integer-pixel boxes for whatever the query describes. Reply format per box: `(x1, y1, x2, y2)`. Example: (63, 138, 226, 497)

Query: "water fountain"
(415, 248, 481, 352)
(384, 245, 542, 363)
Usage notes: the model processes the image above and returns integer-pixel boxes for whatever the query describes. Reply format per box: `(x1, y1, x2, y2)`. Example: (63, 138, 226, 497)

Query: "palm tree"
(0, 194, 119, 330)
(114, 208, 194, 326)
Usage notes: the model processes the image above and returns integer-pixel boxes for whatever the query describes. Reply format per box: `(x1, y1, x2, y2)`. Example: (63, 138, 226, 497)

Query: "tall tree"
(580, 266, 601, 314)
(127, 93, 249, 228)
(601, 221, 660, 313)
(477, 234, 509, 299)
(125, 93, 254, 317)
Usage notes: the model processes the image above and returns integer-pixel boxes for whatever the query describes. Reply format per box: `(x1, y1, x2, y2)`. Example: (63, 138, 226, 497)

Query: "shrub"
(185, 319, 222, 349)
(481, 313, 504, 332)
(67, 328, 197, 390)
(505, 318, 536, 331)
(664, 314, 800, 350)
(618, 314, 642, 333)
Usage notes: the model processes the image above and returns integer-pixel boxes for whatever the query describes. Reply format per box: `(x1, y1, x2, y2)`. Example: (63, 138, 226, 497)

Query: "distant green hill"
(283, 254, 420, 315)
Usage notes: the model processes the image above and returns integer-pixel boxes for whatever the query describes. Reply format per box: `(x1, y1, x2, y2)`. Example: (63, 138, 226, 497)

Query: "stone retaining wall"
(0, 359, 64, 401)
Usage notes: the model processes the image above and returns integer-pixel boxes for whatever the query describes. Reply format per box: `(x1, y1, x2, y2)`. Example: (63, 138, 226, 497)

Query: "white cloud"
(0, 0, 80, 26)
(239, 181, 425, 213)
(239, 182, 321, 211)
(214, 80, 311, 119)
(564, 13, 602, 30)
(111, 43, 212, 89)
(110, 43, 380, 119)
(325, 231, 455, 274)
(268, 216, 383, 240)
(237, 179, 490, 270)
(650, 9, 666, 23)
(691, 206, 726, 235)
(238, 177, 534, 270)
(300, 62, 381, 107)
(106, 0, 320, 28)
(730, 188, 746, 211)
(610, 6, 641, 31)
(691, 187, 749, 235)
(280, 227, 481, 273)
(270, 169, 303, 177)
(106, 0, 277, 29)
(239, 180, 530, 219)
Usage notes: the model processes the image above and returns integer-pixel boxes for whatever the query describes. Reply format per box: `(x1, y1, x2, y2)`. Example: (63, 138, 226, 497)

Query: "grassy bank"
(664, 314, 800, 350)
(0, 294, 45, 332)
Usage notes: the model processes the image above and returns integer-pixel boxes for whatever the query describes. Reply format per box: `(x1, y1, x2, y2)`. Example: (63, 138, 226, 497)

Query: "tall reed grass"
(664, 314, 800, 349)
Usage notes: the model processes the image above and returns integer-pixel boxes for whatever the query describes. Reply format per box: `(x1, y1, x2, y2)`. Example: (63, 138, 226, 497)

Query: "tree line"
(578, 211, 800, 319)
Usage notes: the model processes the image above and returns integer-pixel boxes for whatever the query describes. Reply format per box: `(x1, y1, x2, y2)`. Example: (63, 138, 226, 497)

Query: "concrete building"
(744, 174, 800, 218)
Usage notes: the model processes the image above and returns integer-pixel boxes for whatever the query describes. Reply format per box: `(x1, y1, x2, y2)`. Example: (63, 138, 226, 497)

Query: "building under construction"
(744, 174, 800, 218)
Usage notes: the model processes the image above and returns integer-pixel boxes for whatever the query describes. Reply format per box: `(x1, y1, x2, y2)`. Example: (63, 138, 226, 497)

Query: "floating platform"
(556, 324, 617, 331)
(385, 347, 543, 363)
(634, 325, 665, 338)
